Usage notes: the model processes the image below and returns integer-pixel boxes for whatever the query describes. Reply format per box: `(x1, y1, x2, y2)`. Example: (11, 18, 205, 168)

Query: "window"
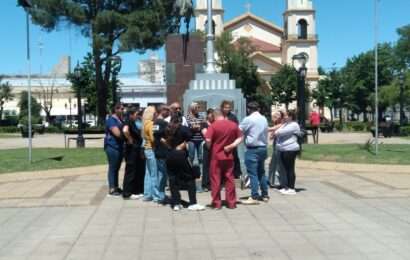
(297, 19, 308, 39)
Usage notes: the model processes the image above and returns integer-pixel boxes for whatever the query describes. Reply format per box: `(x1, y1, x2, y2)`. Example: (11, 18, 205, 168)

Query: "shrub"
(345, 122, 370, 132)
(400, 126, 410, 136)
(0, 126, 19, 133)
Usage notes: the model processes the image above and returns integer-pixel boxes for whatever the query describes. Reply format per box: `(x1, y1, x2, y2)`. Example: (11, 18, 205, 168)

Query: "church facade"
(195, 0, 319, 88)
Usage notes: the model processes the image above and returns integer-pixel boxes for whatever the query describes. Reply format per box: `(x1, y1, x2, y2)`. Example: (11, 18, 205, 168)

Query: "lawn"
(0, 133, 20, 139)
(0, 148, 106, 174)
(301, 144, 410, 165)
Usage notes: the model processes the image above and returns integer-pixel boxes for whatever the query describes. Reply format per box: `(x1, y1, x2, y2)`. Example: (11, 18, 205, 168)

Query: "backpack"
(294, 129, 306, 155)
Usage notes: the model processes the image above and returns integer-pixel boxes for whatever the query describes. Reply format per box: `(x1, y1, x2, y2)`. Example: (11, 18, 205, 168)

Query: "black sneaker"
(108, 188, 122, 197)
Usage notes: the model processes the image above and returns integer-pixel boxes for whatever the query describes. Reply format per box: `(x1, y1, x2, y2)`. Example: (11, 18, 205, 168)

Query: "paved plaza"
(1, 132, 410, 150)
(0, 161, 409, 260)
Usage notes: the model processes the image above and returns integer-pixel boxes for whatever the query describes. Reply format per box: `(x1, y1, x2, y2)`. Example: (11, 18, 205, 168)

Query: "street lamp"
(292, 52, 309, 141)
(19, 0, 33, 162)
(74, 62, 85, 148)
(110, 55, 122, 105)
(399, 71, 405, 126)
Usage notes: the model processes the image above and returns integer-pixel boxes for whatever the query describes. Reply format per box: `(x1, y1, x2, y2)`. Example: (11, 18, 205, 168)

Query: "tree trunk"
(92, 42, 107, 126)
(0, 105, 3, 120)
(330, 107, 334, 123)
(45, 111, 51, 123)
(339, 108, 343, 126)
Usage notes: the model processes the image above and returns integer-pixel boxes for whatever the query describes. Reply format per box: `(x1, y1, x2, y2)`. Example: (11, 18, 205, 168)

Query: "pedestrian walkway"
(0, 162, 409, 259)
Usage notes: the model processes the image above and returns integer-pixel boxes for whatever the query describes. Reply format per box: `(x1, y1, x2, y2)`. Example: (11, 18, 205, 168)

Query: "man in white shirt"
(165, 102, 188, 127)
(239, 101, 269, 205)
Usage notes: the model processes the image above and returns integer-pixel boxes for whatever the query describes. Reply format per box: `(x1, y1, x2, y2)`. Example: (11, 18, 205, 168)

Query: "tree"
(0, 77, 14, 120)
(18, 91, 42, 124)
(20, 0, 179, 125)
(215, 32, 267, 113)
(269, 65, 298, 110)
(396, 24, 410, 68)
(35, 77, 57, 123)
(313, 69, 344, 123)
(340, 43, 396, 121)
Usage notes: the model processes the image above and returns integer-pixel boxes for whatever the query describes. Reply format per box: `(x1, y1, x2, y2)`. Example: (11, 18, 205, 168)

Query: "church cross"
(245, 1, 251, 13)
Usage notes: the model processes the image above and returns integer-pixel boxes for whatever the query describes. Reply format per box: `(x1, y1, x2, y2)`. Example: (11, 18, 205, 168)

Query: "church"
(195, 0, 319, 87)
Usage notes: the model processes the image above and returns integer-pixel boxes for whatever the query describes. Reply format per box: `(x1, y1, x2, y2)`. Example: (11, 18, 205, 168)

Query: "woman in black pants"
(165, 114, 205, 211)
(272, 110, 300, 195)
(122, 107, 145, 199)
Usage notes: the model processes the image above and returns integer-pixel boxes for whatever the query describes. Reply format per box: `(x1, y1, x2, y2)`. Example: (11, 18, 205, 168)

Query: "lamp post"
(399, 71, 405, 126)
(68, 97, 72, 128)
(292, 52, 309, 141)
(20, 0, 32, 162)
(74, 62, 85, 148)
(110, 56, 122, 105)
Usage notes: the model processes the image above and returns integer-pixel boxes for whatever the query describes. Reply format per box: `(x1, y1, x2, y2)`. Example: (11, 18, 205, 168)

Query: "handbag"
(187, 159, 201, 179)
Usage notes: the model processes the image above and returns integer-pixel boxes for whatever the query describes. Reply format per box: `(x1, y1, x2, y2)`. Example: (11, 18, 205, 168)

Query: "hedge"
(0, 126, 20, 133)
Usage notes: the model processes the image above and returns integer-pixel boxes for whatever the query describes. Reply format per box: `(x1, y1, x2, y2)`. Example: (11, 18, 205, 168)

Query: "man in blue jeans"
(239, 101, 269, 204)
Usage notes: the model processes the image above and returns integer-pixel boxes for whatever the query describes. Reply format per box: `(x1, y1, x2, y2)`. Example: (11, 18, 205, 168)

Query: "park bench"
(370, 122, 400, 138)
(64, 129, 105, 148)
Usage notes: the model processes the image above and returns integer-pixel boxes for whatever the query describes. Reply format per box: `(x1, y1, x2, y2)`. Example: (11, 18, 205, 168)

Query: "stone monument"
(183, 0, 245, 120)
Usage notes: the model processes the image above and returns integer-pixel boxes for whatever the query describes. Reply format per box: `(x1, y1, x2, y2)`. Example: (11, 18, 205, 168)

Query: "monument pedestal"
(183, 73, 246, 121)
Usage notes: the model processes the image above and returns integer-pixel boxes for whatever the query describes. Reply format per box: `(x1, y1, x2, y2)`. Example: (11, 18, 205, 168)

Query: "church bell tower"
(195, 0, 224, 36)
(283, 0, 319, 79)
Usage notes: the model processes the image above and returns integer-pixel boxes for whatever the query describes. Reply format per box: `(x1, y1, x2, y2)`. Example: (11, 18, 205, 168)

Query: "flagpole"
(374, 0, 379, 155)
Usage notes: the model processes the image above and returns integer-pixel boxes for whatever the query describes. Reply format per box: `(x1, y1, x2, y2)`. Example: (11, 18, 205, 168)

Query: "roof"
(224, 13, 283, 34)
(234, 37, 281, 53)
(249, 52, 283, 68)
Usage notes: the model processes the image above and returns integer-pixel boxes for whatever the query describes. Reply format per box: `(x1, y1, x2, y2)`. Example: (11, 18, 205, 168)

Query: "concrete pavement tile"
(213, 247, 250, 258)
(177, 249, 214, 260)
(141, 250, 176, 260)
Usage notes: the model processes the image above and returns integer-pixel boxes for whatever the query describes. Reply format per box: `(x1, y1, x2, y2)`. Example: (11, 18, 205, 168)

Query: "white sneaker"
(278, 188, 287, 194)
(241, 197, 260, 205)
(173, 205, 182, 211)
(283, 189, 297, 195)
(188, 204, 205, 211)
(129, 194, 141, 200)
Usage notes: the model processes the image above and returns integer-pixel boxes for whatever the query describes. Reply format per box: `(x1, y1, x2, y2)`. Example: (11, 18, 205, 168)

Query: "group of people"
(104, 100, 302, 211)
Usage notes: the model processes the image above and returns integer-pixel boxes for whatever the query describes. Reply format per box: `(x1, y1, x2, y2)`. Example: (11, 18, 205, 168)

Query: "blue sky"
(0, 0, 408, 75)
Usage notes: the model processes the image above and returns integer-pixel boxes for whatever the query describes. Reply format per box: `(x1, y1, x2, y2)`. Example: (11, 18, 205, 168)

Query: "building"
(119, 76, 166, 107)
(195, 0, 319, 89)
(1, 57, 166, 122)
(138, 53, 166, 84)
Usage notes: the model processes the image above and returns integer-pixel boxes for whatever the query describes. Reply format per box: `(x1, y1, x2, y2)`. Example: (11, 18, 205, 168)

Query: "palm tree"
(0, 78, 14, 120)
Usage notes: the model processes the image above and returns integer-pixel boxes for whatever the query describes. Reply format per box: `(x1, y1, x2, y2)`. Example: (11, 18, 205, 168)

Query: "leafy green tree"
(395, 24, 410, 68)
(18, 91, 42, 124)
(340, 43, 396, 121)
(0, 77, 14, 120)
(215, 32, 268, 113)
(269, 65, 297, 110)
(19, 0, 179, 125)
(313, 69, 346, 123)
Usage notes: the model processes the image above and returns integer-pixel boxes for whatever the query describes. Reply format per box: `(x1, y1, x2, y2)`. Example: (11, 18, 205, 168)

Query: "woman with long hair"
(142, 106, 161, 202)
(271, 110, 301, 195)
(122, 106, 145, 199)
(165, 114, 205, 211)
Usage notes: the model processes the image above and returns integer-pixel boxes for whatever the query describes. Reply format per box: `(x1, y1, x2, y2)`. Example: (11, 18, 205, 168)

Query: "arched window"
(297, 19, 308, 39)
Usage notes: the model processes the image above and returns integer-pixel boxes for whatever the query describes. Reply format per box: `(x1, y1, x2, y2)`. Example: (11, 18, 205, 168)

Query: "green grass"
(0, 133, 20, 139)
(300, 144, 410, 165)
(0, 148, 106, 174)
